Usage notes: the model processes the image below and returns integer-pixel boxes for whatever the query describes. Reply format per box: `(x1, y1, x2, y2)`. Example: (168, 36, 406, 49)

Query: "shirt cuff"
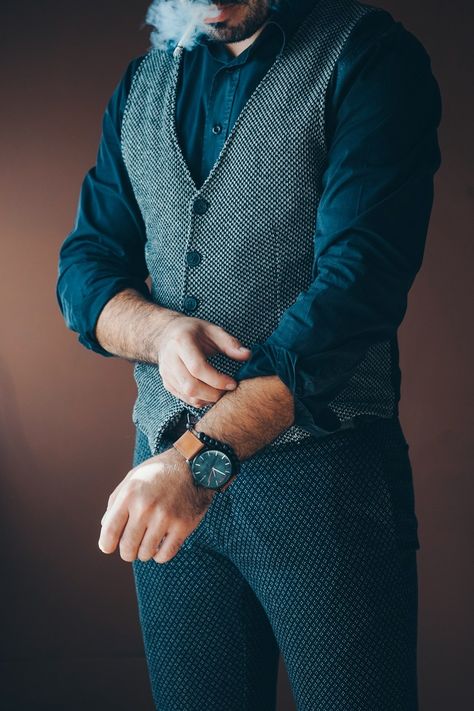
(68, 279, 151, 357)
(233, 342, 343, 437)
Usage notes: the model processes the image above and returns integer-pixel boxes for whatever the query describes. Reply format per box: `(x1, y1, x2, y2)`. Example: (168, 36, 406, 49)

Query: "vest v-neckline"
(166, 18, 308, 196)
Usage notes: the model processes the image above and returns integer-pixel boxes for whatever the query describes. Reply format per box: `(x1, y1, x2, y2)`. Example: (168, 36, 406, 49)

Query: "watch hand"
(211, 467, 226, 476)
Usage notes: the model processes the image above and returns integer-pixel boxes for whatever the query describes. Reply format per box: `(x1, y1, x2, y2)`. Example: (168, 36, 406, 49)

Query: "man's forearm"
(193, 374, 295, 461)
(95, 289, 296, 452)
(94, 288, 182, 363)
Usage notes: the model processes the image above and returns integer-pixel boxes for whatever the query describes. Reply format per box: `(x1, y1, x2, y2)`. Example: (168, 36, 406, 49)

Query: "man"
(56, 0, 441, 708)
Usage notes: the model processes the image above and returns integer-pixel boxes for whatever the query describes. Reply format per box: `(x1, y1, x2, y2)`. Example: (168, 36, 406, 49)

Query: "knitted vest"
(121, 0, 396, 456)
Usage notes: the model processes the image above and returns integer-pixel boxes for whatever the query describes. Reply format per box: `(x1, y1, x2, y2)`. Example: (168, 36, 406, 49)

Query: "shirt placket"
(201, 64, 243, 180)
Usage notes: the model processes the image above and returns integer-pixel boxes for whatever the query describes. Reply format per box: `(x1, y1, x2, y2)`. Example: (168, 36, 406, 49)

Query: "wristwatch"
(172, 412, 240, 491)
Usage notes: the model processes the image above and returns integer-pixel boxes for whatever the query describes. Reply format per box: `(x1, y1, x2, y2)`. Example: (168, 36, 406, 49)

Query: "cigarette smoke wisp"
(145, 0, 223, 57)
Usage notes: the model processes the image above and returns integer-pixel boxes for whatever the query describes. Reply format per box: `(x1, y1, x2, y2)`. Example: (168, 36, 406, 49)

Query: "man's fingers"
(98, 503, 129, 555)
(100, 482, 127, 525)
(169, 354, 226, 403)
(117, 515, 149, 563)
(180, 346, 238, 392)
(101, 495, 118, 525)
(206, 324, 252, 362)
(102, 477, 130, 522)
(153, 528, 185, 564)
(137, 515, 169, 562)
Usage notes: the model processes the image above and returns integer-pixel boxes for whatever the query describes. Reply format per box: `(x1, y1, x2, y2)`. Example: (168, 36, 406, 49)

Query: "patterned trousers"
(131, 416, 420, 710)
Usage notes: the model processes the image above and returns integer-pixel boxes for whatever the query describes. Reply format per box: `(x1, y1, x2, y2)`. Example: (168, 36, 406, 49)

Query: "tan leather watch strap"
(172, 429, 205, 461)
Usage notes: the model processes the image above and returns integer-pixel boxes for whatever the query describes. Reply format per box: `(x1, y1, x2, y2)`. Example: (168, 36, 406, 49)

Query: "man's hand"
(94, 288, 252, 407)
(98, 447, 216, 564)
(157, 314, 251, 408)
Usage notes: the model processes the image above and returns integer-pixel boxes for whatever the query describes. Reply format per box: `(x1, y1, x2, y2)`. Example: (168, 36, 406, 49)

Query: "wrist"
(171, 421, 240, 491)
(167, 440, 217, 502)
(145, 307, 184, 362)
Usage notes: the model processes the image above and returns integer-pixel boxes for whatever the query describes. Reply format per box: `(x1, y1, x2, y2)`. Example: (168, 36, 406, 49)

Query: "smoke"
(145, 0, 224, 53)
(145, 0, 284, 54)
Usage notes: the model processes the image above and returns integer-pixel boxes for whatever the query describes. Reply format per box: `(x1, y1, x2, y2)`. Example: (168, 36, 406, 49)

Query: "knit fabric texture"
(132, 417, 420, 710)
(121, 0, 395, 457)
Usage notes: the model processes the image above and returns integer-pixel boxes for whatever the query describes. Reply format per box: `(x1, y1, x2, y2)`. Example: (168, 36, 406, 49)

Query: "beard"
(203, 1, 275, 45)
(145, 0, 282, 52)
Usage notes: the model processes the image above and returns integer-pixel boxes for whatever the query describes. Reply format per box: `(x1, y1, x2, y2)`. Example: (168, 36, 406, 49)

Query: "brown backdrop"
(1, 1, 472, 708)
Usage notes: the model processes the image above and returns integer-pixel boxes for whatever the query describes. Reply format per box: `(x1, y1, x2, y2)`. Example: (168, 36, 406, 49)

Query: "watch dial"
(191, 450, 233, 489)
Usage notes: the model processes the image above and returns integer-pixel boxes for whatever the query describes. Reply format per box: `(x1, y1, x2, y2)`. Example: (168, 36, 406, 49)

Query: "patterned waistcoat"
(121, 0, 397, 456)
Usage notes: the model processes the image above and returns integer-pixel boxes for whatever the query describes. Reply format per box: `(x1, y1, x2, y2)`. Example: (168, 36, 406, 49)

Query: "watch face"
(191, 449, 233, 489)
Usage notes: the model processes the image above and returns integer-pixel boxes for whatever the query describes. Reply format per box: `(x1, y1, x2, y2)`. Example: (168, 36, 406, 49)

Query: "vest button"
(212, 124, 222, 135)
(183, 295, 199, 312)
(193, 197, 209, 214)
(186, 250, 202, 267)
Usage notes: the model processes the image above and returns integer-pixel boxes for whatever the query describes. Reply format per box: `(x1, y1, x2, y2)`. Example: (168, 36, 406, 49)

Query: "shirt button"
(186, 250, 202, 267)
(212, 124, 222, 135)
(183, 295, 199, 312)
(193, 196, 209, 214)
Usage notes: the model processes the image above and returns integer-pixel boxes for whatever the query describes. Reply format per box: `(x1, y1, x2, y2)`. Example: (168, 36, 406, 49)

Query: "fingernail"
(226, 382, 236, 389)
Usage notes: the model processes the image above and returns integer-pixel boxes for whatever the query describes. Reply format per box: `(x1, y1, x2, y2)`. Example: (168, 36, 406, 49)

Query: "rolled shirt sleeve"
(56, 56, 149, 356)
(233, 16, 442, 433)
